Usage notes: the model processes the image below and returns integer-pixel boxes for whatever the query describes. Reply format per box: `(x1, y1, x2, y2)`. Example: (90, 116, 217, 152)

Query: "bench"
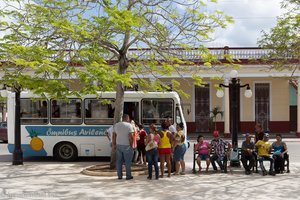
(254, 150, 290, 173)
(193, 143, 290, 174)
(192, 143, 232, 173)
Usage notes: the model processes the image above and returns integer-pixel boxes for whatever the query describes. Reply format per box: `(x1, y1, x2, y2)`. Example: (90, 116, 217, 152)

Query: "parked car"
(0, 121, 7, 143)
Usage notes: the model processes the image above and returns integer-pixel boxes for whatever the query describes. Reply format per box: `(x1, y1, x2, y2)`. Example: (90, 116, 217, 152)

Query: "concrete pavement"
(0, 140, 300, 200)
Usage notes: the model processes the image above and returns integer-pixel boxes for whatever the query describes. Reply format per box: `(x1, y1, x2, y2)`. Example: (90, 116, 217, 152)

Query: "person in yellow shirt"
(255, 133, 275, 176)
(158, 121, 173, 178)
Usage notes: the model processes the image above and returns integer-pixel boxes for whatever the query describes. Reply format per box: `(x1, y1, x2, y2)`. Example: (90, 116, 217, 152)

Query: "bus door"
(124, 102, 139, 122)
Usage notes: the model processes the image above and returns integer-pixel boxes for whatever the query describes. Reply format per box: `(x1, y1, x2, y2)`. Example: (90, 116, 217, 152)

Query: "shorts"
(198, 154, 209, 160)
(158, 148, 172, 155)
(173, 145, 186, 161)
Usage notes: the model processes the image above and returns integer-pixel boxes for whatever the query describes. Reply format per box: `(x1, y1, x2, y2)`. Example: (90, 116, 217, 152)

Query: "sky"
(204, 0, 286, 47)
(0, 0, 286, 48)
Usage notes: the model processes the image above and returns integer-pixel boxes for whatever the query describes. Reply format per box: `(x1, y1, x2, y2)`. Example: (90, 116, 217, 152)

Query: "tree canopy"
(258, 0, 300, 73)
(0, 0, 233, 122)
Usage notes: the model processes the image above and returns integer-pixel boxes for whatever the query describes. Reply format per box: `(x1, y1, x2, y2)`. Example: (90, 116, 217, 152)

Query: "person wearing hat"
(210, 131, 231, 173)
(241, 133, 255, 175)
(255, 133, 275, 176)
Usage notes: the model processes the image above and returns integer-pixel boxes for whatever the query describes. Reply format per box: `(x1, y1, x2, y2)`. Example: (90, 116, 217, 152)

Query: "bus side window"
(142, 99, 173, 125)
(51, 100, 60, 118)
(51, 99, 82, 125)
(84, 99, 114, 125)
(39, 101, 48, 118)
(20, 99, 48, 125)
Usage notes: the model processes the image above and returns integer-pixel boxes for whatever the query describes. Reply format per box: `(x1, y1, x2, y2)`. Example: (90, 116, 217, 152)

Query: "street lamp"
(1, 85, 23, 165)
(216, 70, 252, 148)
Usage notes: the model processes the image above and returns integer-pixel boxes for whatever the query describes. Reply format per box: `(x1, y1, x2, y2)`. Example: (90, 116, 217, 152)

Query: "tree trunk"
(109, 54, 128, 169)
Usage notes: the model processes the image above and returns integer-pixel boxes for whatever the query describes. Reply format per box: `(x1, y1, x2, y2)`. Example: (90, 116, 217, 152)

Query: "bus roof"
(16, 91, 181, 100)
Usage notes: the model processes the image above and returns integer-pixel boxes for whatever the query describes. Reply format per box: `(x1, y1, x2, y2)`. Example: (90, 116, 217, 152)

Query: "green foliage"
(0, 0, 235, 169)
(258, 0, 300, 72)
(0, 0, 233, 113)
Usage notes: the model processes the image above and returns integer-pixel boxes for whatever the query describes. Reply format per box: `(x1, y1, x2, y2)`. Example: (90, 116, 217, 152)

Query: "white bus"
(7, 91, 187, 161)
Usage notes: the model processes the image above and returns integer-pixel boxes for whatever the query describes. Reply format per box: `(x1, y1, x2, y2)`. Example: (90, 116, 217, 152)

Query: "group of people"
(195, 130, 231, 174)
(110, 114, 187, 180)
(241, 123, 288, 176)
(110, 118, 288, 179)
(195, 123, 288, 176)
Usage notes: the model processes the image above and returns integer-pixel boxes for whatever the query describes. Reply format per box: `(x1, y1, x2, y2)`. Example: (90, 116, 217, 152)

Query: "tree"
(0, 0, 233, 167)
(258, 0, 300, 72)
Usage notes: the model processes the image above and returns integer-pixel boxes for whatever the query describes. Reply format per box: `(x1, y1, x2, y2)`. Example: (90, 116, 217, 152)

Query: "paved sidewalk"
(1, 141, 300, 200)
(0, 160, 299, 200)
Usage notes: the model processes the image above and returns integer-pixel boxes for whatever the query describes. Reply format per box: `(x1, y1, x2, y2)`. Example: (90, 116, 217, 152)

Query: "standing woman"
(272, 134, 288, 174)
(131, 120, 139, 164)
(137, 124, 147, 165)
(173, 123, 187, 175)
(145, 123, 161, 180)
(158, 121, 173, 178)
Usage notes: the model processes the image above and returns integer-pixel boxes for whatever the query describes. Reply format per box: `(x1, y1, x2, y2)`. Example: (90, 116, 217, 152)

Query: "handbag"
(145, 134, 158, 151)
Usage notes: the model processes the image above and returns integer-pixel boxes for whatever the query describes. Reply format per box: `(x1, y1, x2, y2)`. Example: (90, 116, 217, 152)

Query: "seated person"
(272, 134, 288, 174)
(255, 133, 275, 176)
(241, 133, 255, 175)
(39, 101, 48, 118)
(195, 135, 211, 173)
(210, 131, 231, 172)
(52, 100, 60, 118)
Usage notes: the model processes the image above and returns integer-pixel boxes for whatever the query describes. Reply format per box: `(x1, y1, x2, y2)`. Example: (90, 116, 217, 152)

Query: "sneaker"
(147, 176, 152, 180)
(126, 176, 133, 180)
(180, 172, 186, 175)
(269, 171, 276, 176)
(262, 171, 268, 176)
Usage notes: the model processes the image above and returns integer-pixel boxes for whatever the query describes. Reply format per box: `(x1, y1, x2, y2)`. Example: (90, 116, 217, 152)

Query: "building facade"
(132, 47, 299, 135)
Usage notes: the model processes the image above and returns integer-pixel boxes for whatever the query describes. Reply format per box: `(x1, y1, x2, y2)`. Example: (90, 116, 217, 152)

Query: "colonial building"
(128, 47, 299, 136)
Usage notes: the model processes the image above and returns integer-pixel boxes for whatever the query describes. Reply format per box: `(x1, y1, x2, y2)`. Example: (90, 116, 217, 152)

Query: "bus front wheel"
(54, 142, 78, 162)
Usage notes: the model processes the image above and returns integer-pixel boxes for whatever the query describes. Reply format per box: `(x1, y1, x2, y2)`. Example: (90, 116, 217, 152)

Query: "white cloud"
(205, 0, 286, 47)
(0, 0, 287, 48)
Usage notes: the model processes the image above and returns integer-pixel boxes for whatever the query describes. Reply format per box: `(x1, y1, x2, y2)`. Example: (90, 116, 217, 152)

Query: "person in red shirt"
(137, 124, 147, 165)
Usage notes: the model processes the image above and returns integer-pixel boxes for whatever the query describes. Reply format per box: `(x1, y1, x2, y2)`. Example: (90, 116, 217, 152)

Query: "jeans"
(146, 148, 159, 179)
(210, 154, 226, 171)
(258, 155, 274, 173)
(116, 144, 134, 179)
(173, 144, 187, 161)
(273, 154, 284, 172)
(241, 153, 255, 172)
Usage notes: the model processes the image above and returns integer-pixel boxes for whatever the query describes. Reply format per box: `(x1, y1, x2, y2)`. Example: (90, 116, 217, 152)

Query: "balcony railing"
(126, 47, 274, 61)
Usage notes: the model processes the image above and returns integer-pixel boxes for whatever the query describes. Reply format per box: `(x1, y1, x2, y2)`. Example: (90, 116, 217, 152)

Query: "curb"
(81, 164, 148, 177)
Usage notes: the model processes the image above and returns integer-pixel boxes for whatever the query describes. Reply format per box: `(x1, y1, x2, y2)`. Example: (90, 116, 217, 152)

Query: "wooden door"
(255, 83, 270, 131)
(195, 85, 210, 132)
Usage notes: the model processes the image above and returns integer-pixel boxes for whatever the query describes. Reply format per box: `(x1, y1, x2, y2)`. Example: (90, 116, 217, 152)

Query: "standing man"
(254, 123, 264, 143)
(112, 114, 135, 180)
(241, 133, 255, 175)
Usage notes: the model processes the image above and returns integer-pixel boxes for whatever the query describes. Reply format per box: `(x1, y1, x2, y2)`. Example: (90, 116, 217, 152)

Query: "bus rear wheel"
(54, 142, 78, 162)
